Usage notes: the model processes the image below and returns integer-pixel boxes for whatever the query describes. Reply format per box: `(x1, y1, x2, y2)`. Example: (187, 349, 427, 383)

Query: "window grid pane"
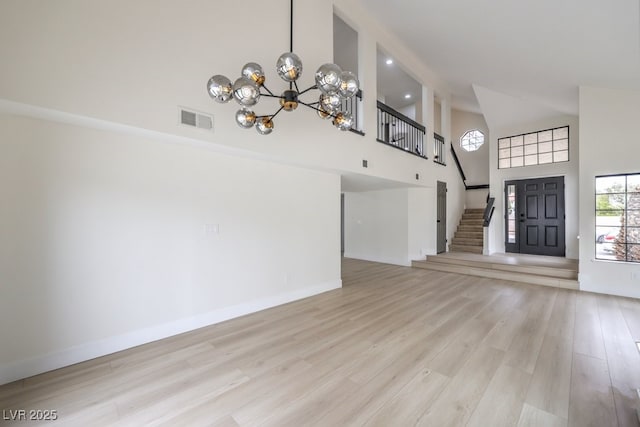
(595, 173, 640, 263)
(497, 126, 569, 169)
(460, 129, 485, 152)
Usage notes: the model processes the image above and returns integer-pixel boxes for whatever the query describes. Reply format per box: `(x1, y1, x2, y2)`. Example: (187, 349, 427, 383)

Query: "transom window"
(595, 173, 640, 263)
(498, 126, 569, 169)
(460, 130, 484, 152)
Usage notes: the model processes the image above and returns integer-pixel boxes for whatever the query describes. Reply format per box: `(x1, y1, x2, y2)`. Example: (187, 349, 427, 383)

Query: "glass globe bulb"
(206, 75, 233, 103)
(319, 93, 342, 113)
(339, 71, 359, 99)
(256, 117, 274, 135)
(241, 62, 265, 86)
(276, 52, 303, 82)
(232, 76, 260, 107)
(317, 104, 331, 120)
(235, 108, 256, 129)
(333, 112, 353, 131)
(315, 63, 343, 94)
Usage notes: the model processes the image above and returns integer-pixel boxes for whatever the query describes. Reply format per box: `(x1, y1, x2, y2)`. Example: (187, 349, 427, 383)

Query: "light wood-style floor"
(2, 258, 640, 426)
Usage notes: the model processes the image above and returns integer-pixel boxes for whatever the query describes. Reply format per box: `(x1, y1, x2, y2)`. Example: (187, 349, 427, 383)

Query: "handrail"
(451, 143, 490, 190)
(450, 143, 467, 182)
(376, 101, 425, 132)
(483, 197, 495, 227)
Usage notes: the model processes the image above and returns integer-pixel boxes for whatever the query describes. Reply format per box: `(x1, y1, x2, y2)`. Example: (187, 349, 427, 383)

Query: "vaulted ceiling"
(359, 0, 640, 125)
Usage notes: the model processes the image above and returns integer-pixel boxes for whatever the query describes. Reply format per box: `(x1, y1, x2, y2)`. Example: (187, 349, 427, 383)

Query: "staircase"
(412, 252, 579, 290)
(450, 208, 484, 254)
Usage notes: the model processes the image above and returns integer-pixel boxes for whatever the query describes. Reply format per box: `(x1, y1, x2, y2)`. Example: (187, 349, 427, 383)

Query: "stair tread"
(411, 259, 578, 289)
(419, 254, 577, 277)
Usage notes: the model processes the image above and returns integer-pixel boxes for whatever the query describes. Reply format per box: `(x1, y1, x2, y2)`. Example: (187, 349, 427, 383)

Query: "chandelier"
(206, 0, 360, 135)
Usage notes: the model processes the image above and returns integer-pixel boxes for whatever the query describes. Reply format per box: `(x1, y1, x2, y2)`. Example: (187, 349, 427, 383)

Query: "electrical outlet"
(362, 159, 368, 168)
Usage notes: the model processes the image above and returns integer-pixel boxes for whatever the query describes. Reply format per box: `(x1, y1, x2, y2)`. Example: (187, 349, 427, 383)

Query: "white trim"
(343, 252, 411, 266)
(0, 98, 345, 180)
(0, 279, 341, 386)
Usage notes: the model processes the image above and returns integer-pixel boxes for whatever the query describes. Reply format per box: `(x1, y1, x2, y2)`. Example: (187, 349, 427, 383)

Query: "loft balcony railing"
(434, 132, 446, 165)
(341, 90, 364, 135)
(376, 101, 426, 158)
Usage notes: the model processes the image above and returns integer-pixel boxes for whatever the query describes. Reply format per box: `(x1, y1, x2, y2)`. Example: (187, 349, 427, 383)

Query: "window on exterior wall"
(460, 130, 484, 152)
(595, 173, 640, 262)
(498, 126, 569, 169)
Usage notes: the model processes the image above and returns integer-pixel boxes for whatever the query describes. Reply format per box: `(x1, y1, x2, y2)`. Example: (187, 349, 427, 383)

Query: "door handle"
(519, 219, 525, 223)
(437, 220, 441, 223)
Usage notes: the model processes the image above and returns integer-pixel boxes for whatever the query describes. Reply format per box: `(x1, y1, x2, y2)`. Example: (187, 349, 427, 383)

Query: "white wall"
(578, 86, 640, 298)
(0, 0, 465, 383)
(344, 189, 410, 265)
(344, 177, 464, 265)
(452, 109, 490, 186)
(408, 187, 435, 259)
(0, 114, 341, 384)
(466, 188, 490, 209)
(488, 115, 579, 259)
(399, 104, 417, 121)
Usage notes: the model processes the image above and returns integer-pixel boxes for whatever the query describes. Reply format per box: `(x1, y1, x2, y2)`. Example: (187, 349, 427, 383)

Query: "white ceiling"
(358, 0, 640, 116)
(376, 47, 423, 111)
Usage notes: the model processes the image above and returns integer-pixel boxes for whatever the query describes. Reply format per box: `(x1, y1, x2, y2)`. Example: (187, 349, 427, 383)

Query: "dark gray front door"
(505, 176, 565, 256)
(437, 181, 447, 254)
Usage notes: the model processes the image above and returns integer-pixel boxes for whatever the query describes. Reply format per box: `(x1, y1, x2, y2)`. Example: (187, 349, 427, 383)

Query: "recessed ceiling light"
(385, 59, 393, 65)
(404, 94, 411, 99)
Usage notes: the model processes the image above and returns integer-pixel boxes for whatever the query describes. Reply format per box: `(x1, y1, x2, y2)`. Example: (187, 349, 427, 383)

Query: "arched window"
(460, 129, 484, 152)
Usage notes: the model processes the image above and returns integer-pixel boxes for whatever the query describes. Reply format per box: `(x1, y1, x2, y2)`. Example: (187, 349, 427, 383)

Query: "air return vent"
(179, 107, 213, 131)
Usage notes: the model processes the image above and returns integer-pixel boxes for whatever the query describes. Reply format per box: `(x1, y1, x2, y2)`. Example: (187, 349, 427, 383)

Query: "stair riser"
(450, 245, 483, 254)
(460, 222, 484, 227)
(462, 215, 484, 220)
(411, 261, 578, 290)
(457, 227, 483, 233)
(455, 232, 483, 238)
(422, 257, 578, 279)
(451, 239, 483, 246)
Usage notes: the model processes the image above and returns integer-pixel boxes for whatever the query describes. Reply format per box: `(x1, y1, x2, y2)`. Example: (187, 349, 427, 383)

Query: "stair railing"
(376, 101, 427, 159)
(483, 195, 495, 227)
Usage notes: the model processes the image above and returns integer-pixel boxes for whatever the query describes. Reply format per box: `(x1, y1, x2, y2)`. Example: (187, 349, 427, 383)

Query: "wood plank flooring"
(1, 258, 639, 426)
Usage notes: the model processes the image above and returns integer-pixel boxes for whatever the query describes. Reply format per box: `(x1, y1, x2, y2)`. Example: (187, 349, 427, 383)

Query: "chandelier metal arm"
(298, 100, 338, 119)
(298, 84, 319, 96)
(258, 105, 285, 120)
(261, 84, 275, 96)
(259, 93, 283, 99)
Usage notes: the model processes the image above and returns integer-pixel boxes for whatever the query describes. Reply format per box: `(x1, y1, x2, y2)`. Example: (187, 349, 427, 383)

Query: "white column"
(440, 97, 451, 144)
(422, 86, 434, 158)
(358, 28, 377, 136)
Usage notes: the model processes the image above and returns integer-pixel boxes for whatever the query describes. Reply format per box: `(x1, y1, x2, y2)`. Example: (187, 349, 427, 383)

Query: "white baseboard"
(0, 279, 341, 386)
(343, 252, 411, 267)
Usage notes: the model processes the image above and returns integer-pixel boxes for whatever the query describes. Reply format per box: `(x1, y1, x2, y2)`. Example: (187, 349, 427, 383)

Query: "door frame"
(436, 181, 447, 254)
(504, 175, 566, 256)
